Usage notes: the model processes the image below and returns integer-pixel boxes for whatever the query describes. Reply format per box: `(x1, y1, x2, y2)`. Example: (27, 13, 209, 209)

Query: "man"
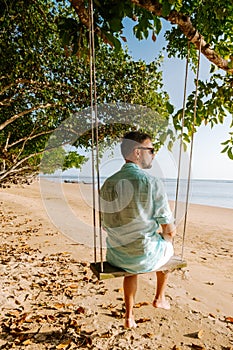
(100, 131, 176, 328)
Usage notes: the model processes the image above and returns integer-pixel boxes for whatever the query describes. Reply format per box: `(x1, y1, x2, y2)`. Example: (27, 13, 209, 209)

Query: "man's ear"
(133, 148, 140, 160)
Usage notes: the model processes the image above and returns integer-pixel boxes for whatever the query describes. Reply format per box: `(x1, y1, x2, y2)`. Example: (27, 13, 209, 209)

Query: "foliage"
(67, 0, 233, 158)
(173, 72, 233, 140)
(1, 0, 232, 186)
(0, 0, 172, 184)
(0, 0, 73, 183)
(40, 149, 86, 174)
(221, 134, 233, 160)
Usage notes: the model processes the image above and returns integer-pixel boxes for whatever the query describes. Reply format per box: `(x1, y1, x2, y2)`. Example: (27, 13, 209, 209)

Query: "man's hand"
(160, 223, 176, 242)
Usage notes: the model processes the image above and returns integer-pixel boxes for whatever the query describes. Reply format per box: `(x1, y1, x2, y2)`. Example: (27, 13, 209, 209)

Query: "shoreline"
(0, 181, 232, 349)
(39, 176, 233, 210)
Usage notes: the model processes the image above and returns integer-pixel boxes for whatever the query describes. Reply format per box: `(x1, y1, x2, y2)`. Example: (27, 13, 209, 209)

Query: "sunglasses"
(137, 147, 155, 154)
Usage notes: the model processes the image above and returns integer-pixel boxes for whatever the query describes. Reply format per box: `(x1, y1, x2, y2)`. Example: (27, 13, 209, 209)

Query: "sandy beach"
(0, 180, 232, 349)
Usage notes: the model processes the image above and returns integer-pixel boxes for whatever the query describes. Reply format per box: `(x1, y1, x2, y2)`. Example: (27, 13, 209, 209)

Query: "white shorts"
(152, 241, 174, 270)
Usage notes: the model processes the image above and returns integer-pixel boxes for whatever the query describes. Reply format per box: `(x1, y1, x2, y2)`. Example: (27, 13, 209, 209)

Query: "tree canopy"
(70, 0, 233, 72)
(0, 0, 232, 184)
(0, 0, 172, 183)
(69, 0, 233, 158)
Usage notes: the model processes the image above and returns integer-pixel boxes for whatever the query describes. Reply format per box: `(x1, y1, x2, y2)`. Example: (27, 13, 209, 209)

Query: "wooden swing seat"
(90, 256, 187, 280)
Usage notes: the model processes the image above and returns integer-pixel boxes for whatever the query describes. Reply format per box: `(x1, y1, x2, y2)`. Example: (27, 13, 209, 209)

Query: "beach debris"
(22, 339, 33, 345)
(143, 332, 154, 338)
(56, 339, 72, 349)
(99, 330, 112, 338)
(225, 316, 233, 323)
(75, 306, 86, 315)
(97, 302, 124, 319)
(136, 317, 151, 324)
(172, 346, 182, 350)
(110, 309, 123, 318)
(192, 297, 201, 302)
(197, 329, 204, 339)
(134, 301, 150, 308)
(190, 344, 206, 349)
(182, 270, 190, 280)
(184, 330, 204, 339)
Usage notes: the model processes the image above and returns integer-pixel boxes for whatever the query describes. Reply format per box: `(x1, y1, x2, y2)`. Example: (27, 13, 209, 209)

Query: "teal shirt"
(100, 163, 173, 273)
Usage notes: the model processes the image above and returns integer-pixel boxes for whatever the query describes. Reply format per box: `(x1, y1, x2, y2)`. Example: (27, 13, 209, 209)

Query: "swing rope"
(174, 42, 190, 224)
(89, 0, 103, 271)
(180, 39, 202, 260)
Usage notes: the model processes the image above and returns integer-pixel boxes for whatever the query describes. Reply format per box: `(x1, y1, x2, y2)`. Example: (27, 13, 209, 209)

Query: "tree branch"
(130, 0, 233, 73)
(69, 0, 116, 46)
(0, 152, 42, 182)
(69, 0, 89, 27)
(8, 129, 53, 149)
(0, 79, 38, 95)
(0, 103, 56, 131)
(0, 78, 76, 97)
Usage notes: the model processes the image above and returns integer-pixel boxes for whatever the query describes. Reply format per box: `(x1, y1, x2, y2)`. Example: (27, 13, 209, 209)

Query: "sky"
(120, 18, 233, 181)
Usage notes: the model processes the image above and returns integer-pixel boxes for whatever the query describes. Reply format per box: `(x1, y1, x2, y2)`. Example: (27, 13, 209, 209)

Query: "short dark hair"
(121, 131, 152, 159)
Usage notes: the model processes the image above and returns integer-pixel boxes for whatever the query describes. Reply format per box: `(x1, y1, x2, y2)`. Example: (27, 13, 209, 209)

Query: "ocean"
(40, 175, 233, 210)
(163, 178, 233, 210)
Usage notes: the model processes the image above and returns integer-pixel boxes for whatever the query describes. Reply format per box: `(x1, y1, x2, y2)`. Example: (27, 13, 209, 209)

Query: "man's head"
(121, 131, 155, 169)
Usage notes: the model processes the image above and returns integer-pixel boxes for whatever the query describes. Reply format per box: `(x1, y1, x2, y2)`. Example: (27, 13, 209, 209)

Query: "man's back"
(100, 162, 173, 273)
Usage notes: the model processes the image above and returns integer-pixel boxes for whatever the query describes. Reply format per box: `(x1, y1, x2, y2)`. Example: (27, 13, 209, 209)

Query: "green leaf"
(109, 17, 124, 32)
(103, 31, 121, 50)
(162, 1, 171, 17)
(221, 139, 229, 146)
(166, 101, 174, 114)
(221, 145, 229, 153)
(167, 140, 173, 151)
(153, 16, 162, 34)
(227, 148, 233, 160)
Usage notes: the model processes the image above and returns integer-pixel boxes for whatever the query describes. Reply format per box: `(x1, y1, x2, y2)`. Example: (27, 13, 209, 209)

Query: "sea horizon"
(39, 175, 233, 210)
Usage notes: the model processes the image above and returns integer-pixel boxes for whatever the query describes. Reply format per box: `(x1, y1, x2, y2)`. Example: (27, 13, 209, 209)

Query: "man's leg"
(123, 274, 138, 328)
(153, 271, 170, 310)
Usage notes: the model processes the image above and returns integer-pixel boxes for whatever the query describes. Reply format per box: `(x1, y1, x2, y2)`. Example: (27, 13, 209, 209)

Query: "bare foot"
(152, 298, 170, 310)
(124, 317, 137, 329)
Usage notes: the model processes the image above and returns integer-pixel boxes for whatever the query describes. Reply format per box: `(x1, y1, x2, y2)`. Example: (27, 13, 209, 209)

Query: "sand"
(0, 180, 232, 350)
